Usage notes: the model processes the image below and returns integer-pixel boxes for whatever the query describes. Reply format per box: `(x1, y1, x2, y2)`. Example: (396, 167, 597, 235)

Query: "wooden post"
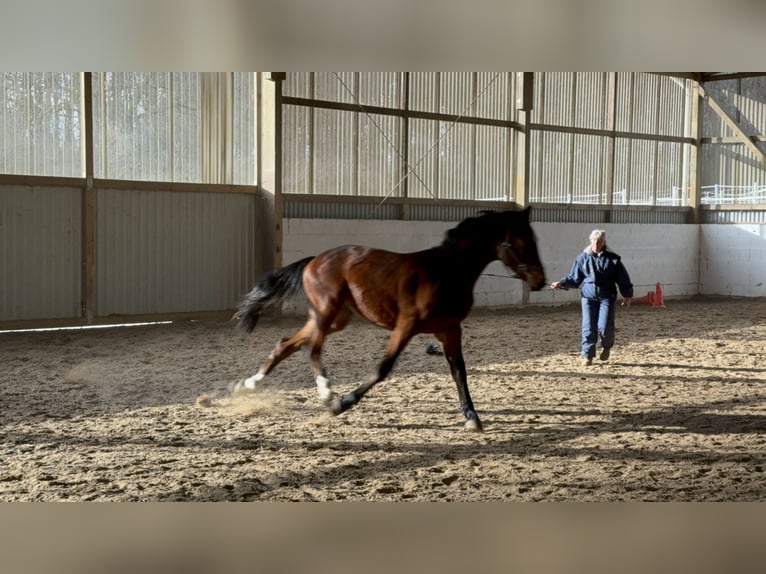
(271, 73, 285, 271)
(604, 72, 617, 223)
(514, 72, 533, 304)
(688, 81, 703, 224)
(82, 72, 95, 324)
(400, 72, 410, 220)
(513, 72, 533, 207)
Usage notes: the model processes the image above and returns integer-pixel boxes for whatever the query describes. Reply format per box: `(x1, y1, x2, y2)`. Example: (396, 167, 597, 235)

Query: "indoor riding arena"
(3, 72, 766, 501)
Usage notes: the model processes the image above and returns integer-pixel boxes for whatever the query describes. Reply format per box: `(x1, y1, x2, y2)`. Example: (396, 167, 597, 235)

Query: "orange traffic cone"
(633, 290, 655, 305)
(652, 282, 665, 308)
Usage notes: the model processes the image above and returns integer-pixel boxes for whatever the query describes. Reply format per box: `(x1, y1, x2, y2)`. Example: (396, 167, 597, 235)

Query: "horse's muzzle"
(508, 262, 546, 291)
(521, 266, 547, 291)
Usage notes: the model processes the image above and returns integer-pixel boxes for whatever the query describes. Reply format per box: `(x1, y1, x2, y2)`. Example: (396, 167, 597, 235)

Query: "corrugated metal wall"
(701, 209, 766, 224)
(5, 73, 764, 329)
(529, 131, 610, 204)
(313, 109, 355, 196)
(529, 73, 693, 206)
(407, 118, 439, 199)
(0, 184, 82, 321)
(283, 104, 311, 196)
(282, 196, 520, 222)
(523, 205, 689, 225)
(533, 72, 608, 129)
(283, 72, 516, 202)
(1, 72, 272, 329)
(475, 125, 510, 200)
(0, 181, 261, 327)
(96, 188, 258, 316)
(282, 72, 704, 218)
(358, 113, 400, 197)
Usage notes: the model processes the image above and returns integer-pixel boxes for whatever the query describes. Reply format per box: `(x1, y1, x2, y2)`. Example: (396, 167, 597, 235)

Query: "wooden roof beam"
(700, 85, 766, 165)
(650, 72, 702, 82)
(700, 72, 766, 83)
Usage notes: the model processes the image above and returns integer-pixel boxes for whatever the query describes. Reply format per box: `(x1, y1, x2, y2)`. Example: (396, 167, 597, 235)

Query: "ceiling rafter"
(650, 72, 766, 84)
(650, 72, 702, 82)
(699, 85, 766, 165)
(700, 72, 766, 83)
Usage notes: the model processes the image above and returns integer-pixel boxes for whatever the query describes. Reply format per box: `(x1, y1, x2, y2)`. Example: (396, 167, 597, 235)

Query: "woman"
(551, 229, 633, 366)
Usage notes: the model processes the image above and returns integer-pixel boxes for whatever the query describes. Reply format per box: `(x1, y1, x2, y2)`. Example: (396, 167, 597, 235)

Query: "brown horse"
(233, 207, 546, 431)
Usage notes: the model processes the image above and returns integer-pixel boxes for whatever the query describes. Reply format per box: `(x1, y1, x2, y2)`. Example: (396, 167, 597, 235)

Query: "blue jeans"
(581, 296, 616, 358)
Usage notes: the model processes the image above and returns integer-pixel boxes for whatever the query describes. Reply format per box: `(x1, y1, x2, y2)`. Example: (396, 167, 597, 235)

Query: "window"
(93, 72, 201, 182)
(0, 72, 83, 177)
(1, 72, 260, 184)
(92, 72, 258, 184)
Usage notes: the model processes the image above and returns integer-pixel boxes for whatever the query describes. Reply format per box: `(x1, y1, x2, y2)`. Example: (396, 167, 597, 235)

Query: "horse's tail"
(234, 256, 314, 333)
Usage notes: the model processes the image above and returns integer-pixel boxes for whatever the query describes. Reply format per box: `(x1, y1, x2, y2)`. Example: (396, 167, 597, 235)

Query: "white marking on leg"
(316, 375, 333, 402)
(243, 372, 265, 390)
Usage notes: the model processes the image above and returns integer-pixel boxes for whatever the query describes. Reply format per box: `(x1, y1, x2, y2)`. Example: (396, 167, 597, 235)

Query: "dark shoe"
(580, 356, 593, 366)
(599, 347, 611, 361)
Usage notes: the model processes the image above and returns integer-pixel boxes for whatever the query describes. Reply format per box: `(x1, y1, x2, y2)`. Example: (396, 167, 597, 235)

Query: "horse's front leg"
(329, 320, 413, 416)
(438, 327, 483, 432)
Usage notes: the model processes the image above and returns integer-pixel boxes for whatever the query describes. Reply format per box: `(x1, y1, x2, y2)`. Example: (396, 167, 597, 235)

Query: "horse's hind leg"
(234, 318, 316, 394)
(438, 327, 483, 432)
(304, 307, 352, 405)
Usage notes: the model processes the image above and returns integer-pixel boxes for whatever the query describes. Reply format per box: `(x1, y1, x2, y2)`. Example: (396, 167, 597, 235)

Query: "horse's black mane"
(441, 209, 516, 247)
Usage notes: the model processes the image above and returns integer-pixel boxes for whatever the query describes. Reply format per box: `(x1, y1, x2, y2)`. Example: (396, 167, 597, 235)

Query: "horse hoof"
(425, 343, 443, 355)
(328, 398, 344, 416)
(319, 391, 337, 407)
(230, 380, 254, 396)
(464, 418, 483, 432)
(230, 379, 260, 397)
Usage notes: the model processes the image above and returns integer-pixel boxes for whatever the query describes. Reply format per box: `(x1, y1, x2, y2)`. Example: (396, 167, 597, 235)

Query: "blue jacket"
(559, 249, 634, 299)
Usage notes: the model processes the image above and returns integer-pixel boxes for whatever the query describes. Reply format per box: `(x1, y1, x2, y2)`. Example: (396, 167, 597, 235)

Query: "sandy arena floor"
(2, 296, 766, 501)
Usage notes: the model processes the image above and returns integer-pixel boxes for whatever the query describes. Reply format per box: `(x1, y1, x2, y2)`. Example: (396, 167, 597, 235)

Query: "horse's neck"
(441, 242, 498, 283)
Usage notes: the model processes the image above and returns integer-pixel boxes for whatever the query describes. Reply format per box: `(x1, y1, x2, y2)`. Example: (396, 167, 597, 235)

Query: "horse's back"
(309, 244, 471, 332)
(308, 244, 409, 282)
(304, 244, 429, 328)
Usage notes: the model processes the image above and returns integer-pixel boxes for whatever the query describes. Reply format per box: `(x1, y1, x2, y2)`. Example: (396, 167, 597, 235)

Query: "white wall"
(280, 218, 701, 315)
(700, 224, 766, 297)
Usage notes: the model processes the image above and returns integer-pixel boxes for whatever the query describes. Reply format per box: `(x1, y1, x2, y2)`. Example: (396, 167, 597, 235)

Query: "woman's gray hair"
(584, 229, 608, 253)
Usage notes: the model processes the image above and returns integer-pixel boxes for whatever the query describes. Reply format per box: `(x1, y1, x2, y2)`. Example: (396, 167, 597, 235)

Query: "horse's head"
(497, 207, 547, 291)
